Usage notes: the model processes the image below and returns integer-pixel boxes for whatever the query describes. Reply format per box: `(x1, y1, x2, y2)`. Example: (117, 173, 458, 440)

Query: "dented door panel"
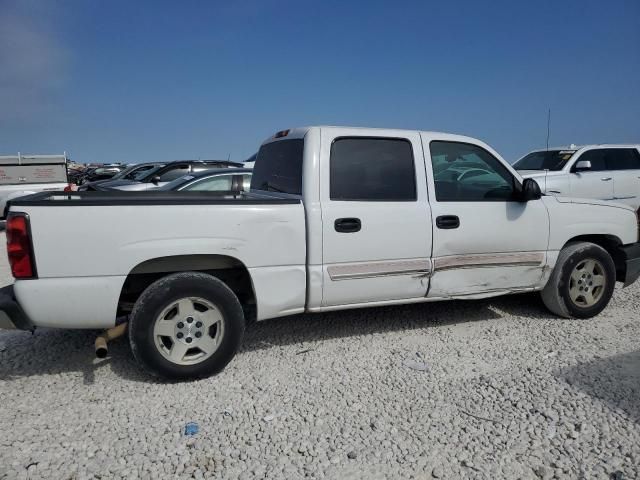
(421, 133, 551, 297)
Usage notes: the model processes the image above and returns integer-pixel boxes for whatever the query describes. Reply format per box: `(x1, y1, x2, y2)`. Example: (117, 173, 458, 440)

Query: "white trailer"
(0, 153, 69, 218)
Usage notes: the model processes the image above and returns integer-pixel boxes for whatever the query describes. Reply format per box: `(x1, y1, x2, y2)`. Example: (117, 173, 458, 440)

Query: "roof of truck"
(261, 125, 486, 146)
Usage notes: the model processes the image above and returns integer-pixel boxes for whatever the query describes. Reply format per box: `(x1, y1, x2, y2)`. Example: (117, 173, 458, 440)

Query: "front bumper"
(619, 243, 640, 287)
(0, 285, 34, 331)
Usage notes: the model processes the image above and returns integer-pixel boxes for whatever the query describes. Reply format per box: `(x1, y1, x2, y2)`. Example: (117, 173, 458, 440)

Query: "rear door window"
(330, 137, 416, 201)
(183, 175, 233, 191)
(604, 149, 640, 170)
(251, 139, 304, 195)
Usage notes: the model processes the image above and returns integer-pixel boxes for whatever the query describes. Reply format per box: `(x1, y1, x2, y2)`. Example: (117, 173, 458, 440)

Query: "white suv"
(514, 145, 640, 211)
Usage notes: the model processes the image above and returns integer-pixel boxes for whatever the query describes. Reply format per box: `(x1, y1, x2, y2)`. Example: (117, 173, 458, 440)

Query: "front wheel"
(541, 242, 616, 318)
(129, 272, 245, 380)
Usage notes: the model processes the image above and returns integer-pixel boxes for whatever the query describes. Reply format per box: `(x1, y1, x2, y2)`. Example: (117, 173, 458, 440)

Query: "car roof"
(130, 161, 166, 167)
(184, 168, 252, 180)
(525, 144, 640, 154)
(162, 159, 244, 167)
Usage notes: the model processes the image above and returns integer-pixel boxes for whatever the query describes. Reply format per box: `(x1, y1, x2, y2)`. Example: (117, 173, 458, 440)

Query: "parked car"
(78, 164, 127, 184)
(67, 166, 87, 185)
(2, 126, 640, 380)
(514, 145, 640, 210)
(90, 160, 244, 191)
(78, 162, 165, 190)
(158, 168, 252, 192)
(0, 153, 69, 219)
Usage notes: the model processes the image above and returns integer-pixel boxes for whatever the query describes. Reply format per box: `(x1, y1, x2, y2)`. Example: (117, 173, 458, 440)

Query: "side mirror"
(517, 178, 542, 202)
(151, 175, 161, 185)
(574, 160, 592, 172)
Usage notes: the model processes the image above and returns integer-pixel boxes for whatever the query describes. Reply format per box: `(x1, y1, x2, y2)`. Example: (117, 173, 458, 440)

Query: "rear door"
(568, 150, 615, 201)
(424, 137, 549, 297)
(606, 148, 640, 210)
(320, 128, 432, 307)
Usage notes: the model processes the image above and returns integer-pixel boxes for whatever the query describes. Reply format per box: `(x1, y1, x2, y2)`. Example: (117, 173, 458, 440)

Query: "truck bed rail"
(7, 190, 301, 207)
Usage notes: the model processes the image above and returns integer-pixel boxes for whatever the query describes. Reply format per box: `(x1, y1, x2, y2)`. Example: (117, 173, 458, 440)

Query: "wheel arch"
(561, 234, 626, 283)
(118, 254, 257, 321)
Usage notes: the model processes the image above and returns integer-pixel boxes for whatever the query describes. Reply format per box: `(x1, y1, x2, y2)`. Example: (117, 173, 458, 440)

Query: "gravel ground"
(1, 234, 639, 479)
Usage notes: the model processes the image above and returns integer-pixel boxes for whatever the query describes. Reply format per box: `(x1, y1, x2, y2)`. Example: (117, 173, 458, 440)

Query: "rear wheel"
(129, 272, 245, 379)
(541, 242, 616, 318)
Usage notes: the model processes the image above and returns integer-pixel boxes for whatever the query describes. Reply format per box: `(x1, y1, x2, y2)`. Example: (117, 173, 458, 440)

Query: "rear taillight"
(6, 213, 36, 279)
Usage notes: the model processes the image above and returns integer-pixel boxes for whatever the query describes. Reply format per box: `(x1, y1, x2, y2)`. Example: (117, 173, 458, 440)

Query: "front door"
(424, 137, 550, 298)
(569, 150, 614, 201)
(320, 129, 432, 307)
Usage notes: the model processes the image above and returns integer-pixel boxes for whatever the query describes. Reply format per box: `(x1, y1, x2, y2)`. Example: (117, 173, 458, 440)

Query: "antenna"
(546, 108, 551, 150)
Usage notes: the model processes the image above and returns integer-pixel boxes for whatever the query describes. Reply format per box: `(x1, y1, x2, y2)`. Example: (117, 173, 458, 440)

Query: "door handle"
(601, 177, 612, 181)
(334, 217, 361, 233)
(436, 215, 460, 229)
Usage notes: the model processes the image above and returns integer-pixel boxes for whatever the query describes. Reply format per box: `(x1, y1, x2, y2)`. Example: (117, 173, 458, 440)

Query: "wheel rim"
(568, 258, 606, 308)
(153, 297, 225, 366)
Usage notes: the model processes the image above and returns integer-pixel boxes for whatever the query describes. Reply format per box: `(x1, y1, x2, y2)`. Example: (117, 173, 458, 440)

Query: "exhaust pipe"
(95, 322, 128, 358)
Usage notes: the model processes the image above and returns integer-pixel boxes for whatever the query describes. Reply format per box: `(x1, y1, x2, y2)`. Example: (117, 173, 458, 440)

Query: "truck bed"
(8, 190, 307, 328)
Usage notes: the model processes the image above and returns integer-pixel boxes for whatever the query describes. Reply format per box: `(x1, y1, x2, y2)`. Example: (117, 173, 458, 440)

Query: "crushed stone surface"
(0, 235, 638, 479)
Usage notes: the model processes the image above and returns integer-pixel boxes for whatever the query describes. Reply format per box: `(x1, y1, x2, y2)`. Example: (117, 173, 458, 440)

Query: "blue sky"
(1, 0, 638, 163)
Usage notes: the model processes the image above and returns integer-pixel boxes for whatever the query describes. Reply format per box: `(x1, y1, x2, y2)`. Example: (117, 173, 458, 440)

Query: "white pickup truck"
(2, 126, 639, 379)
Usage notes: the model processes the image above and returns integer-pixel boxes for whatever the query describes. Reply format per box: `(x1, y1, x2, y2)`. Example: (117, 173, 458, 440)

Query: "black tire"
(129, 272, 245, 380)
(541, 242, 616, 319)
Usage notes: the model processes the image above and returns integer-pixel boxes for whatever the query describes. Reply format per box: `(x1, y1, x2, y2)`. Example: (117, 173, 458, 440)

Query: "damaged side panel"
(427, 252, 549, 298)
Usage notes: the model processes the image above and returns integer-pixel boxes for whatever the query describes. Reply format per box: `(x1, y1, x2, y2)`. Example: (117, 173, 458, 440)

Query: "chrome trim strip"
(327, 253, 545, 281)
(328, 259, 431, 281)
(433, 252, 544, 271)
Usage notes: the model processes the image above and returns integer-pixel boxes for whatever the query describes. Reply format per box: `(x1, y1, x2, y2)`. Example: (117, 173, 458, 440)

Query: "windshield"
(117, 164, 157, 180)
(135, 165, 163, 181)
(110, 165, 137, 180)
(513, 150, 576, 171)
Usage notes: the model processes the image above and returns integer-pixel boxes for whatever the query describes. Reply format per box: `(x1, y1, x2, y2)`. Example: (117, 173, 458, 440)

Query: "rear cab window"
(251, 139, 304, 195)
